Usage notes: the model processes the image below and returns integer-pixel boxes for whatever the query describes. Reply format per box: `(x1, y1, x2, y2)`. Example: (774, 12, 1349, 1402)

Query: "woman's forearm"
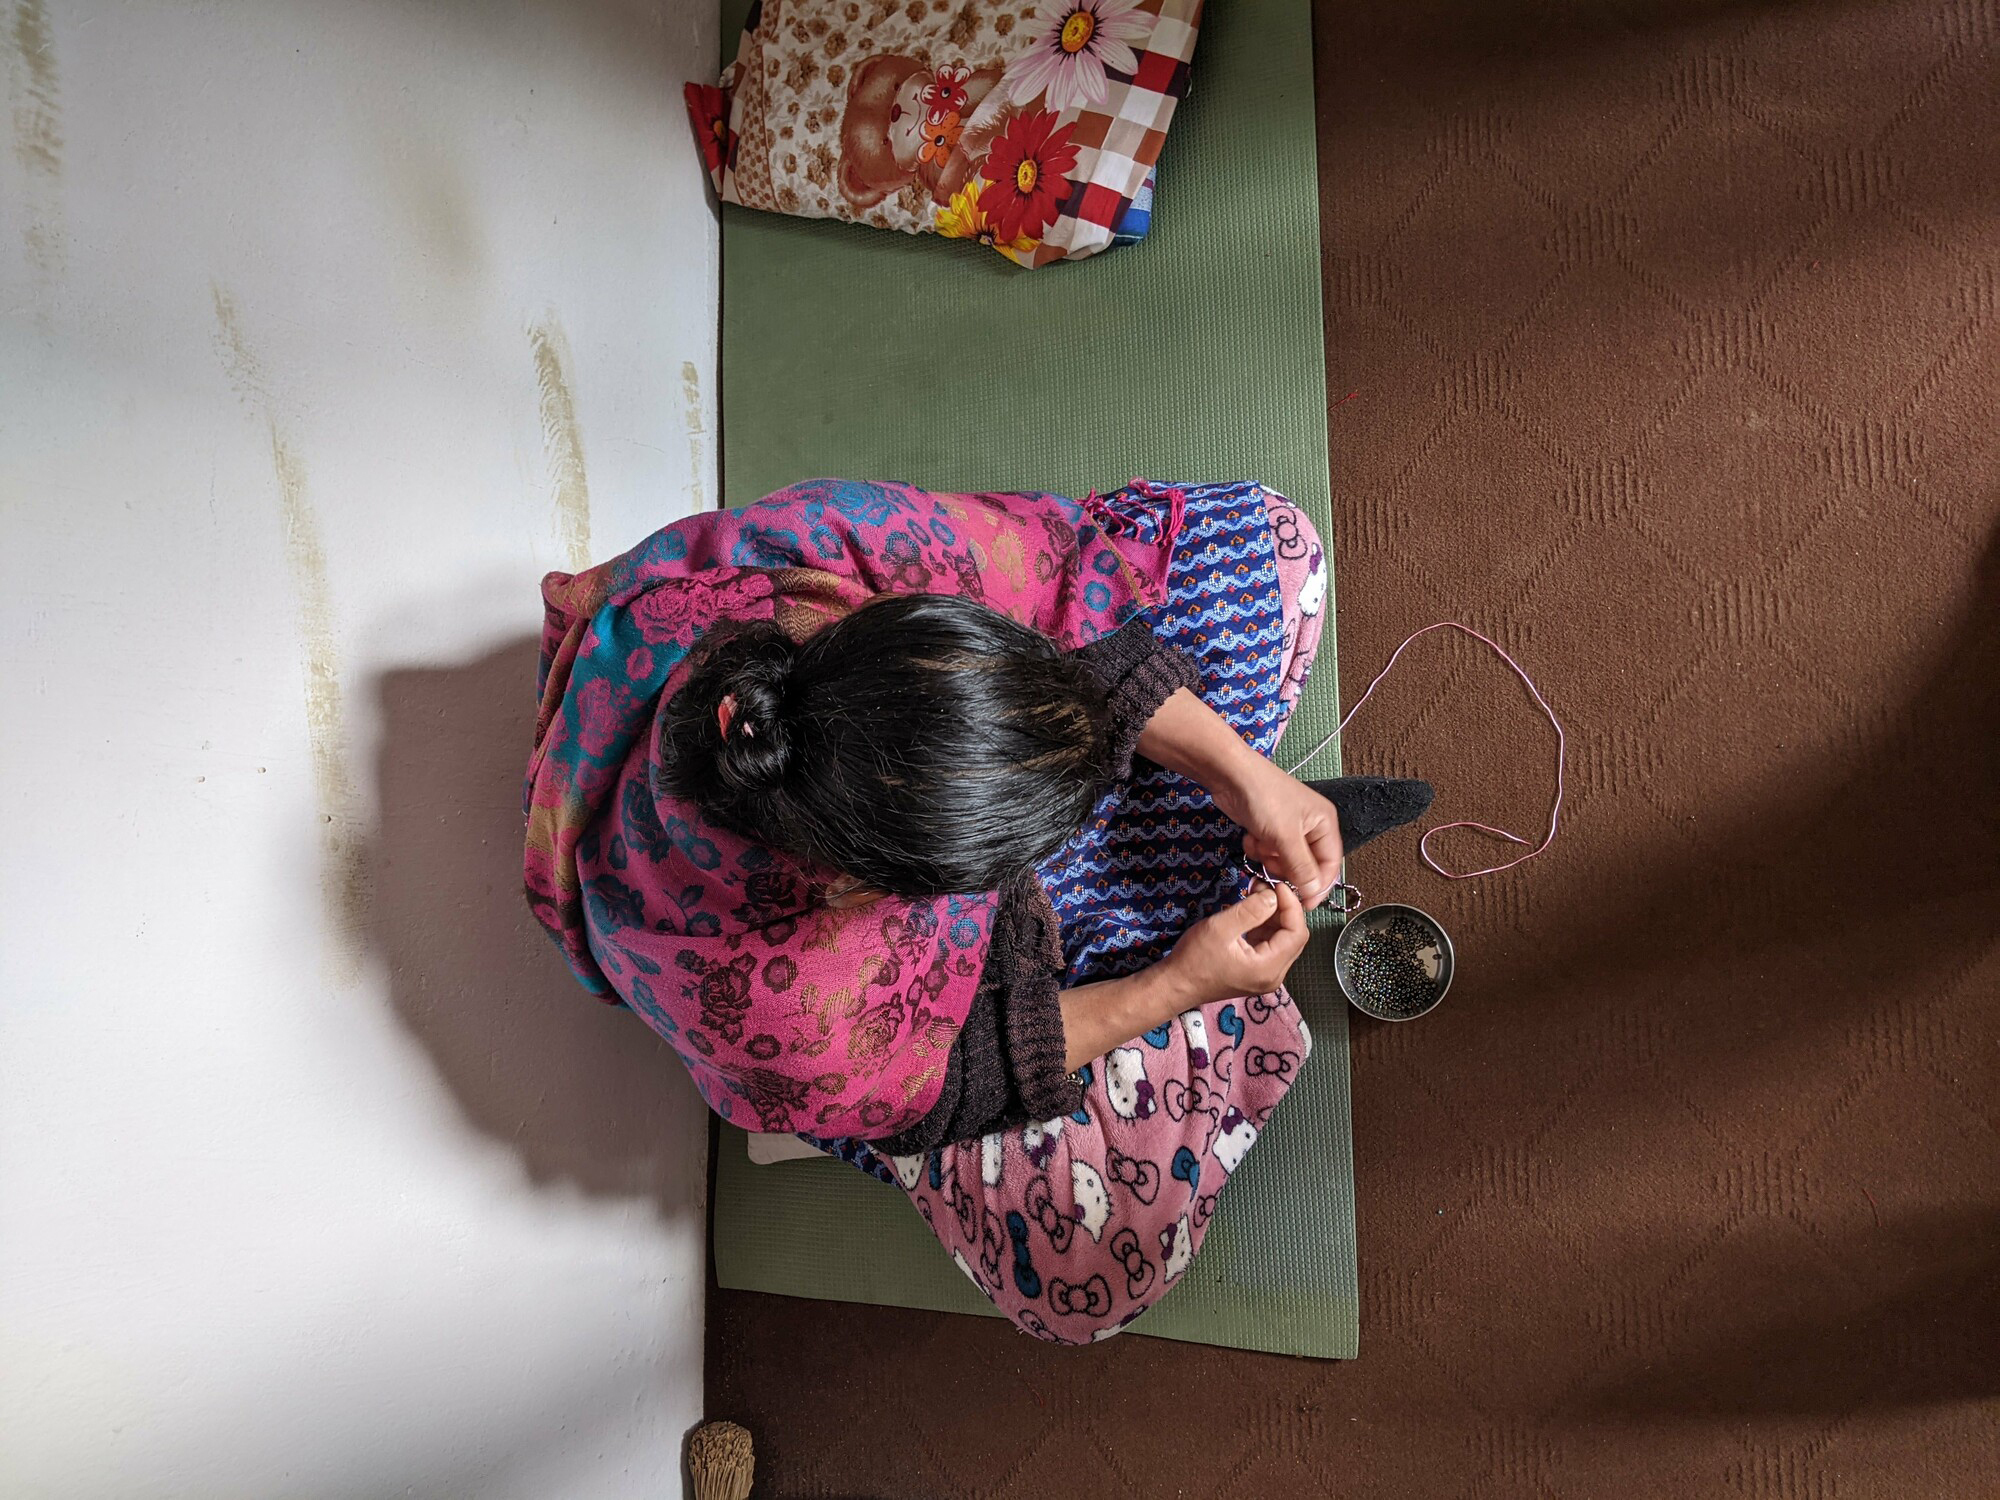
(1136, 685, 1341, 904)
(1134, 687, 1264, 815)
(1058, 961, 1196, 1073)
(1053, 690, 1268, 1073)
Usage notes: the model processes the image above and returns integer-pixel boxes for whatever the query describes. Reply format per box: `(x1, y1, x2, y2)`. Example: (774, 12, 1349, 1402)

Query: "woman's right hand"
(1164, 882, 1310, 1007)
(1059, 884, 1310, 1069)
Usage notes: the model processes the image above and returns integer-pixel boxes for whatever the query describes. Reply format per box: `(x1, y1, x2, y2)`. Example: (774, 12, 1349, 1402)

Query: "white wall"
(0, 2, 717, 1495)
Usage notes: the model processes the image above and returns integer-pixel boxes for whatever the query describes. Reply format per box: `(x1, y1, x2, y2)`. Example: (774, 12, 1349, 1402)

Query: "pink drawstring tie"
(1092, 478, 1189, 544)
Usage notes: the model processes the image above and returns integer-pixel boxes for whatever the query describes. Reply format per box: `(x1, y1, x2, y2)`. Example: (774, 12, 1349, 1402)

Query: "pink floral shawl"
(525, 478, 1184, 1136)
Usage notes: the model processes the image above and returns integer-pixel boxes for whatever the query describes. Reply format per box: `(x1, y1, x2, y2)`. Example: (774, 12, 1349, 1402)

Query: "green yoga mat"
(714, 0, 1357, 1359)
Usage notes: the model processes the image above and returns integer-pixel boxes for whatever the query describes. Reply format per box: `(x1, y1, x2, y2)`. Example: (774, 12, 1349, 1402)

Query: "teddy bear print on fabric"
(981, 1130, 1005, 1186)
(700, 0, 1195, 267)
(836, 55, 1004, 215)
(720, 0, 1026, 230)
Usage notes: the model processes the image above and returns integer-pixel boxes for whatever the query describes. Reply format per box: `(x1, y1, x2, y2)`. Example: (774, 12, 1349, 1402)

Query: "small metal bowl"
(1333, 902, 1455, 1021)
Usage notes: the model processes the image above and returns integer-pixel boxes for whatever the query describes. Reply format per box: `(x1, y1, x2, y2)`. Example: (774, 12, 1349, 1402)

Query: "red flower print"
(922, 64, 970, 118)
(918, 110, 962, 167)
(978, 109, 1078, 243)
(683, 83, 734, 177)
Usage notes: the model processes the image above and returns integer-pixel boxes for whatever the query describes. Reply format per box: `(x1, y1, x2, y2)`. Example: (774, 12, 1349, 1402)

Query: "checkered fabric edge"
(1032, 0, 1203, 266)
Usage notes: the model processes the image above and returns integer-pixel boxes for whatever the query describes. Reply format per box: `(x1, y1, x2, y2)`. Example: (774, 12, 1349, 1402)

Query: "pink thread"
(1285, 622, 1565, 880)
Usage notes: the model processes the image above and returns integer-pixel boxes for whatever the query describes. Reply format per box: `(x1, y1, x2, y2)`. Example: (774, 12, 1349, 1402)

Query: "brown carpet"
(706, 0, 2000, 1492)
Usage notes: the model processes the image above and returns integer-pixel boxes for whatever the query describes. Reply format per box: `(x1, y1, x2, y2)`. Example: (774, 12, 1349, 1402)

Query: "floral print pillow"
(687, 0, 1202, 268)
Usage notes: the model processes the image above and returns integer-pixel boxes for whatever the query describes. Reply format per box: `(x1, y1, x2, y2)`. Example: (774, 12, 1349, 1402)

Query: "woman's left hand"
(1137, 688, 1345, 908)
(1215, 757, 1344, 909)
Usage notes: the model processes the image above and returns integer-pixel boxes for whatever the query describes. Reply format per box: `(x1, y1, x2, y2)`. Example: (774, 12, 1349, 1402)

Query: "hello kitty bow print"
(524, 479, 1185, 1137)
(686, 0, 1203, 267)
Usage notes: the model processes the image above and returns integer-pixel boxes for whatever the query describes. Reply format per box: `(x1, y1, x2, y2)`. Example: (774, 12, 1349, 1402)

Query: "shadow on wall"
(368, 636, 706, 1213)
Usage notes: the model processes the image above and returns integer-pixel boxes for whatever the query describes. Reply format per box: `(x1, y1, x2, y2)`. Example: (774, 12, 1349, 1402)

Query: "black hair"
(658, 593, 1114, 897)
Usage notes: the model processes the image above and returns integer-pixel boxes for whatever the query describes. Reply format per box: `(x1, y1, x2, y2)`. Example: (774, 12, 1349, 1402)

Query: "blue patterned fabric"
(1035, 480, 1284, 981)
(799, 1131, 899, 1184)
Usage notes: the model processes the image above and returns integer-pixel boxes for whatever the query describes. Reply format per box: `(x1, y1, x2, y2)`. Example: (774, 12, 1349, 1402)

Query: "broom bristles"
(687, 1420, 755, 1500)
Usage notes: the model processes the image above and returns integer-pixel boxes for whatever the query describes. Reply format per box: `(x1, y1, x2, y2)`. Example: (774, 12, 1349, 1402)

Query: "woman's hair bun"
(707, 628, 797, 793)
(660, 594, 1114, 897)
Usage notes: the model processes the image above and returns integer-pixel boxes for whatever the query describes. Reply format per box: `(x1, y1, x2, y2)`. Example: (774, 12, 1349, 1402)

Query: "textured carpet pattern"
(707, 0, 2000, 1492)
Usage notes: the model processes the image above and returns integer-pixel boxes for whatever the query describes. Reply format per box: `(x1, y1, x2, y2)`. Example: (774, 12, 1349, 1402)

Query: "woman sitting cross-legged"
(523, 477, 1429, 1344)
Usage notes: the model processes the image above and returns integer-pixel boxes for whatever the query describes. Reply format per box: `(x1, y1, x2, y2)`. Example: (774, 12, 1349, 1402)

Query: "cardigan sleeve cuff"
(997, 876, 1085, 1123)
(1071, 618, 1204, 781)
(863, 875, 1080, 1153)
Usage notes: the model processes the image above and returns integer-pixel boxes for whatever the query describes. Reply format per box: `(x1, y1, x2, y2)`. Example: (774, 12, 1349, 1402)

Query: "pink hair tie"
(717, 693, 751, 739)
